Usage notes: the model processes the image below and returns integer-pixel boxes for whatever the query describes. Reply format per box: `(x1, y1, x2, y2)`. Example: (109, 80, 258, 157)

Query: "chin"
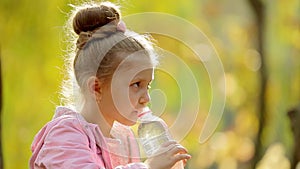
(118, 118, 137, 126)
(123, 120, 137, 126)
(116, 112, 138, 126)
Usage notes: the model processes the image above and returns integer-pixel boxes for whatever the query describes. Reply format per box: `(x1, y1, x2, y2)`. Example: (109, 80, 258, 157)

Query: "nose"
(139, 91, 151, 105)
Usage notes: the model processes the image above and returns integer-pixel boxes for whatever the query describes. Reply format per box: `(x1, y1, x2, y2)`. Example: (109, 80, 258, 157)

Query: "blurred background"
(0, 0, 299, 168)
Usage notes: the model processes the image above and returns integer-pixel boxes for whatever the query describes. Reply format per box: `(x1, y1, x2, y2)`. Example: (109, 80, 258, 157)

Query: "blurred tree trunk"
(248, 0, 267, 168)
(0, 47, 3, 169)
(288, 105, 300, 169)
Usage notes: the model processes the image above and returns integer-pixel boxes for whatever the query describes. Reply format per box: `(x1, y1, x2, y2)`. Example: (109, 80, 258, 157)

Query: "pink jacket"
(30, 107, 148, 169)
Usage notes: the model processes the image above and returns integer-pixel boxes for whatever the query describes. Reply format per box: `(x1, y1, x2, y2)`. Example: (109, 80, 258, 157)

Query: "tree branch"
(0, 46, 3, 169)
(248, 0, 267, 168)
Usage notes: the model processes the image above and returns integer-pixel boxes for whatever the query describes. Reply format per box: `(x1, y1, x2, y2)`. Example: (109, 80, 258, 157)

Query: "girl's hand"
(145, 140, 191, 169)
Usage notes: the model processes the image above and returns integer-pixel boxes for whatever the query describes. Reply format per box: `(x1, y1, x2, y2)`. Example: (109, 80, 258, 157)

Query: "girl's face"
(98, 52, 154, 126)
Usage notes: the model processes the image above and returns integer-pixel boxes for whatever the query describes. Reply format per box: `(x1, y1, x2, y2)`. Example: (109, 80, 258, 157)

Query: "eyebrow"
(131, 77, 153, 82)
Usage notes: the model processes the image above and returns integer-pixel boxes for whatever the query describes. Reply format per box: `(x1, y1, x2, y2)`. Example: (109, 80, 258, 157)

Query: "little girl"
(30, 1, 191, 168)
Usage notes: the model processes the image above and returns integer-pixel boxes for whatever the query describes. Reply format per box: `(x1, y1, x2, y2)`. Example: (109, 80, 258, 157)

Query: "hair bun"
(73, 2, 120, 35)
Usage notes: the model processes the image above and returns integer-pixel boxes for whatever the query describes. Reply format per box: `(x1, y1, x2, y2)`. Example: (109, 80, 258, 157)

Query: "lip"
(132, 110, 143, 117)
(132, 110, 141, 116)
(132, 107, 150, 117)
(132, 110, 139, 114)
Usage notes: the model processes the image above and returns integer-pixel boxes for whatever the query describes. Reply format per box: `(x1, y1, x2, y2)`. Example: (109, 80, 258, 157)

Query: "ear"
(86, 76, 102, 95)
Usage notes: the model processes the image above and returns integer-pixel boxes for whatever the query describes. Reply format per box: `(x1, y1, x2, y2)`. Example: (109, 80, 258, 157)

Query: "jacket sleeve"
(33, 118, 150, 169)
(33, 119, 106, 169)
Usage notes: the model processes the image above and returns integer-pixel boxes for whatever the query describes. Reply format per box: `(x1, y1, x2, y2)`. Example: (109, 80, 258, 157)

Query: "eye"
(131, 82, 141, 88)
(131, 81, 152, 90)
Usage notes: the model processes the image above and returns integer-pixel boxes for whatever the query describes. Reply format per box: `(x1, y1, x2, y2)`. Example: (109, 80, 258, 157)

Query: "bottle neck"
(138, 107, 159, 122)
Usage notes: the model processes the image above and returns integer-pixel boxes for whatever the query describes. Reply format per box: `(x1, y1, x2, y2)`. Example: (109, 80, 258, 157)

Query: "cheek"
(111, 87, 134, 112)
(129, 89, 140, 105)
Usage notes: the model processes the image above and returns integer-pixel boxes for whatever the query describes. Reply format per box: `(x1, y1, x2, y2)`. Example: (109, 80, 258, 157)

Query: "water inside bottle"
(139, 121, 170, 156)
(137, 108, 184, 168)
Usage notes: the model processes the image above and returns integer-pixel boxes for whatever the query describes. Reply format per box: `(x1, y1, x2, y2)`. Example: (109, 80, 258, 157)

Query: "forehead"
(113, 52, 154, 81)
(119, 51, 153, 71)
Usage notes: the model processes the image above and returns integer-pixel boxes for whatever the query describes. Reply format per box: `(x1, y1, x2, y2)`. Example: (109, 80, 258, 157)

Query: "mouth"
(132, 110, 138, 114)
(132, 107, 150, 117)
(131, 110, 140, 116)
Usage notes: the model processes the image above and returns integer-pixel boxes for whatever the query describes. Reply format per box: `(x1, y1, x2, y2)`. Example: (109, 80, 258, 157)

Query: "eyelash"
(132, 82, 140, 88)
(131, 82, 151, 89)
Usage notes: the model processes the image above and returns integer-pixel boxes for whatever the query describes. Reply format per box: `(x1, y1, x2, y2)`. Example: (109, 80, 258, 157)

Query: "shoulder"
(45, 107, 91, 140)
(31, 107, 91, 151)
(46, 107, 83, 130)
(30, 107, 104, 168)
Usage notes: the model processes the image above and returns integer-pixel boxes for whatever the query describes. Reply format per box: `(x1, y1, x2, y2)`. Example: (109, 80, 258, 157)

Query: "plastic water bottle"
(138, 107, 184, 169)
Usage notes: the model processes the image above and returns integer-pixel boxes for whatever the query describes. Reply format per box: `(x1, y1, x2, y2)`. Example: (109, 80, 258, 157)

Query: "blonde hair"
(60, 1, 158, 110)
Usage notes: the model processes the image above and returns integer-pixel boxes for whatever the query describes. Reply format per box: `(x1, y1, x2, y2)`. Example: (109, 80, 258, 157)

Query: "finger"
(153, 142, 182, 157)
(169, 144, 188, 155)
(183, 157, 190, 166)
(173, 153, 192, 162)
(182, 158, 187, 166)
(160, 140, 177, 147)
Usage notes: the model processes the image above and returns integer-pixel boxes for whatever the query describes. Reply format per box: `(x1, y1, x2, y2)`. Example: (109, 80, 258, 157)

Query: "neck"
(80, 100, 113, 138)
